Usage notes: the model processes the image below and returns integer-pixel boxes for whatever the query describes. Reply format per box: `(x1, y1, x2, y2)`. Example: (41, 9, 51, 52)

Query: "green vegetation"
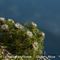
(0, 17, 45, 60)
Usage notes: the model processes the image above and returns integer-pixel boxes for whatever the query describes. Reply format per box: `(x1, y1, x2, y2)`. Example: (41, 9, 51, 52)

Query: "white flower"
(15, 23, 24, 29)
(26, 30, 33, 38)
(41, 32, 45, 37)
(0, 17, 5, 21)
(14, 55, 18, 58)
(31, 22, 37, 27)
(1, 24, 9, 30)
(2, 51, 4, 54)
(8, 19, 15, 23)
(32, 41, 38, 51)
(15, 23, 20, 28)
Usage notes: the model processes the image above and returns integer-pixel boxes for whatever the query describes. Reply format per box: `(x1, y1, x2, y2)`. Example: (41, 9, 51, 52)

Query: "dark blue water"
(0, 0, 60, 60)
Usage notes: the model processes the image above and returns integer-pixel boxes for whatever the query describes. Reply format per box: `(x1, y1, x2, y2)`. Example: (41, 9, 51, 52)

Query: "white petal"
(14, 56, 17, 58)
(8, 19, 14, 23)
(15, 23, 20, 28)
(31, 22, 37, 27)
(0, 17, 5, 21)
(41, 32, 45, 37)
(19, 24, 24, 29)
(15, 23, 24, 29)
(26, 30, 33, 37)
(1, 24, 8, 30)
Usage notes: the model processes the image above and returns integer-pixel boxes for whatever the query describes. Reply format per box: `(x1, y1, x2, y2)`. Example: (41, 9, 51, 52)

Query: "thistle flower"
(32, 41, 38, 51)
(26, 30, 33, 38)
(1, 24, 9, 30)
(15, 23, 24, 29)
(8, 19, 15, 23)
(31, 22, 37, 27)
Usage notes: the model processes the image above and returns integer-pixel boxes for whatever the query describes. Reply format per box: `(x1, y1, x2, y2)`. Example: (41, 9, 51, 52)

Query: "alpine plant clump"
(0, 17, 45, 58)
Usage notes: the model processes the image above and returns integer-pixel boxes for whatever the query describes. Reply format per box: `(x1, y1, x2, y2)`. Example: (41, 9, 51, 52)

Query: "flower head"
(41, 32, 45, 37)
(31, 22, 37, 27)
(26, 30, 33, 38)
(0, 17, 5, 21)
(0, 17, 5, 24)
(8, 19, 15, 23)
(14, 56, 18, 58)
(32, 41, 38, 51)
(1, 24, 9, 30)
(15, 23, 24, 29)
